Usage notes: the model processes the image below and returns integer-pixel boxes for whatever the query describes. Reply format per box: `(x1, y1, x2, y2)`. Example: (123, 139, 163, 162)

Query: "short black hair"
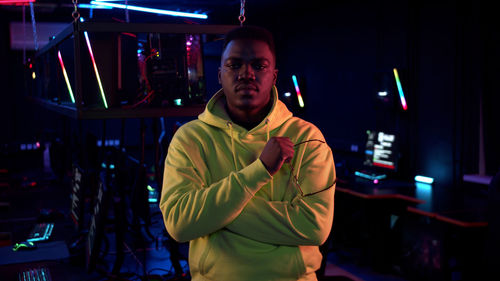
(222, 25, 276, 61)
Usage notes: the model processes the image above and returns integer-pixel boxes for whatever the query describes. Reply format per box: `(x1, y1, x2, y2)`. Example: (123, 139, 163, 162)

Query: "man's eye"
(253, 63, 267, 70)
(226, 63, 241, 69)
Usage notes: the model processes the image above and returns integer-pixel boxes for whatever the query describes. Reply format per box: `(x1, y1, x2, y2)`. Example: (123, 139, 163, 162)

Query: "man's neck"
(225, 101, 272, 131)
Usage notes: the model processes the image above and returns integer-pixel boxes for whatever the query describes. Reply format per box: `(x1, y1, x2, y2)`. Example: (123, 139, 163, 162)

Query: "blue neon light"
(78, 3, 112, 9)
(393, 68, 408, 110)
(292, 75, 304, 107)
(89, 1, 208, 19)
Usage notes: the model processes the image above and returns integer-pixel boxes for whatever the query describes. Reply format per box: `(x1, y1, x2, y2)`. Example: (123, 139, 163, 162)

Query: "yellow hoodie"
(160, 86, 336, 281)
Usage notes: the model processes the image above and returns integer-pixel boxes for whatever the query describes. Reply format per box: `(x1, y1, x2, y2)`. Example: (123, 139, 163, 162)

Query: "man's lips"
(236, 84, 258, 91)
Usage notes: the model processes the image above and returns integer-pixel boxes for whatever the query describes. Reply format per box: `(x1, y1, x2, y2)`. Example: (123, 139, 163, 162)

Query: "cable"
(122, 90, 155, 109)
(29, 2, 38, 51)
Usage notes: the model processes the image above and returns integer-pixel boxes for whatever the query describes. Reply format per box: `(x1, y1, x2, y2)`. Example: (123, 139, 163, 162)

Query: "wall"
(254, 0, 499, 185)
(1, 0, 498, 185)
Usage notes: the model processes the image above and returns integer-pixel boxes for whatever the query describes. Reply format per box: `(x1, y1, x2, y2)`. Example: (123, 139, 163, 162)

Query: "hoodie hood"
(198, 86, 293, 135)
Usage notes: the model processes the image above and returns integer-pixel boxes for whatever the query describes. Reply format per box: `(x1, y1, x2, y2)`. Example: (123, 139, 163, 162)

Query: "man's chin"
(235, 102, 257, 110)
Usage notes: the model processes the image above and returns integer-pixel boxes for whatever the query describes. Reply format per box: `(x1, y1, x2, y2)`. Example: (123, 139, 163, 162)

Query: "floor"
(0, 155, 409, 281)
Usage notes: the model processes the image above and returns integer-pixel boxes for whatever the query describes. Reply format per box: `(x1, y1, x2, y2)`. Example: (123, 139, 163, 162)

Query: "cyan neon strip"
(57, 51, 75, 103)
(292, 75, 304, 108)
(84, 31, 108, 108)
(393, 68, 407, 110)
(89, 1, 208, 19)
(78, 3, 112, 9)
(414, 175, 434, 184)
(354, 171, 387, 180)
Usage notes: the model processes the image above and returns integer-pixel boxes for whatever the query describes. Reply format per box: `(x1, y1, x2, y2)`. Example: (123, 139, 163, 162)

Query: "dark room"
(0, 0, 499, 280)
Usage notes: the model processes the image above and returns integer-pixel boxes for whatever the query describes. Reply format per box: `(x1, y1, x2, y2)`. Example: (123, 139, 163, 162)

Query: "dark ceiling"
(0, 0, 293, 25)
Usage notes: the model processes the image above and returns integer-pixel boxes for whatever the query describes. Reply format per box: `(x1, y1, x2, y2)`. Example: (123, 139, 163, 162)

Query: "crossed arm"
(160, 133, 335, 245)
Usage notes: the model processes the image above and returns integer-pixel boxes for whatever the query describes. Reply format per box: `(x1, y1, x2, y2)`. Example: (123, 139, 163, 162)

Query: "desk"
(332, 178, 424, 272)
(336, 177, 424, 204)
(332, 177, 489, 280)
(407, 183, 488, 228)
(402, 185, 488, 280)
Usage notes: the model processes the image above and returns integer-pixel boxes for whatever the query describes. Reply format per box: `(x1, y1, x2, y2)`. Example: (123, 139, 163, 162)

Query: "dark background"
(1, 0, 499, 187)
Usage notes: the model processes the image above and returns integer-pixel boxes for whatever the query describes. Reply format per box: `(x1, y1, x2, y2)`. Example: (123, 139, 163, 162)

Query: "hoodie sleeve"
(159, 131, 273, 243)
(225, 141, 335, 246)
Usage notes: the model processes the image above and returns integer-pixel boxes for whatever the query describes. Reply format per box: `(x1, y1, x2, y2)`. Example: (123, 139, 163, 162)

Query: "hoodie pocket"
(198, 232, 219, 276)
(293, 247, 308, 278)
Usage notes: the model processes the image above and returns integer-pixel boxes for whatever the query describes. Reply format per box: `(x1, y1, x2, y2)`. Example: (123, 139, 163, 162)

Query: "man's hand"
(259, 137, 294, 175)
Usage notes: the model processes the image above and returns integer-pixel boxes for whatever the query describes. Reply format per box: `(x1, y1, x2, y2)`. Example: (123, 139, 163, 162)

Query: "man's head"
(222, 26, 276, 64)
(218, 26, 278, 121)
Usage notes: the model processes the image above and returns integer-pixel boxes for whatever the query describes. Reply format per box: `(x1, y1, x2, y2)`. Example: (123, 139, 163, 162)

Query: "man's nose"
(238, 64, 255, 80)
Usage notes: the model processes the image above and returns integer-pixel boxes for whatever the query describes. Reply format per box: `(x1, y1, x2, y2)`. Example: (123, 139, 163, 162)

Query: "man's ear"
(218, 67, 222, 84)
(273, 69, 278, 85)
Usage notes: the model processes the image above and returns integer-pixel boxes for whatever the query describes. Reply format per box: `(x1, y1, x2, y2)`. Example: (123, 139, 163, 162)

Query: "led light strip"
(57, 51, 75, 103)
(0, 0, 35, 5)
(415, 175, 434, 184)
(292, 75, 305, 108)
(84, 31, 108, 108)
(27, 223, 54, 242)
(393, 68, 407, 111)
(78, 3, 112, 9)
(89, 1, 208, 19)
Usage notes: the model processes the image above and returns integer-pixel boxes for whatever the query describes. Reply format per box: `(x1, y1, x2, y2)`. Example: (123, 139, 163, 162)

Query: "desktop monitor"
(364, 130, 398, 170)
(361, 130, 399, 179)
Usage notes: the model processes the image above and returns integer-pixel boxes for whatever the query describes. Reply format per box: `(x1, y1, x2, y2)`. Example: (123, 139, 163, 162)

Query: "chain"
(239, 0, 246, 26)
(72, 0, 80, 22)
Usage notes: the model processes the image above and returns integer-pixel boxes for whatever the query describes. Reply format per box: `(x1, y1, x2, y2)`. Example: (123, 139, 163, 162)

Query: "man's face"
(218, 39, 278, 115)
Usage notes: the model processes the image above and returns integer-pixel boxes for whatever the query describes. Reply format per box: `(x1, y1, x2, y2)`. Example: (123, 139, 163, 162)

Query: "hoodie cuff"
(238, 159, 273, 195)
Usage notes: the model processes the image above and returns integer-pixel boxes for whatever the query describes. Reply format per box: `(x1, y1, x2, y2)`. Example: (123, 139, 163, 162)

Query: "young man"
(160, 26, 336, 281)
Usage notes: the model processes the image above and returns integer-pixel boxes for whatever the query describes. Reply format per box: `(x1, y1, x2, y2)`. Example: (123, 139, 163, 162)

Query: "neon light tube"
(84, 31, 108, 108)
(0, 0, 35, 5)
(292, 75, 304, 108)
(89, 1, 208, 19)
(393, 68, 407, 110)
(372, 162, 395, 170)
(415, 175, 434, 184)
(57, 51, 75, 103)
(78, 3, 112, 9)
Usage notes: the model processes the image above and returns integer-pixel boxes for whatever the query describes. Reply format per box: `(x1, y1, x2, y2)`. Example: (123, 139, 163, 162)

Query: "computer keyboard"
(27, 223, 54, 242)
(18, 267, 52, 281)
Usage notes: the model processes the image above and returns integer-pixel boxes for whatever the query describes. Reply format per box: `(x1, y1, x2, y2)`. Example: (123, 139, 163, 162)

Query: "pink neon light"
(0, 0, 35, 5)
(292, 75, 305, 107)
(57, 50, 75, 103)
(84, 31, 108, 108)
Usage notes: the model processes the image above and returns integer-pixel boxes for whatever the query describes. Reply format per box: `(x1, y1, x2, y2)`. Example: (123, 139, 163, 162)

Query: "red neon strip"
(121, 32, 137, 38)
(0, 0, 34, 5)
(373, 162, 395, 170)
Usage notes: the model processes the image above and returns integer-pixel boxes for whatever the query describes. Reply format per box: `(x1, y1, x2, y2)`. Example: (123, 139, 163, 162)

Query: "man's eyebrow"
(224, 57, 271, 63)
(224, 57, 243, 62)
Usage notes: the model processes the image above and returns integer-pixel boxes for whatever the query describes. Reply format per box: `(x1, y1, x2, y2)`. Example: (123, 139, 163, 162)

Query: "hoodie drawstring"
(227, 122, 238, 171)
(227, 119, 274, 200)
(264, 118, 274, 200)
